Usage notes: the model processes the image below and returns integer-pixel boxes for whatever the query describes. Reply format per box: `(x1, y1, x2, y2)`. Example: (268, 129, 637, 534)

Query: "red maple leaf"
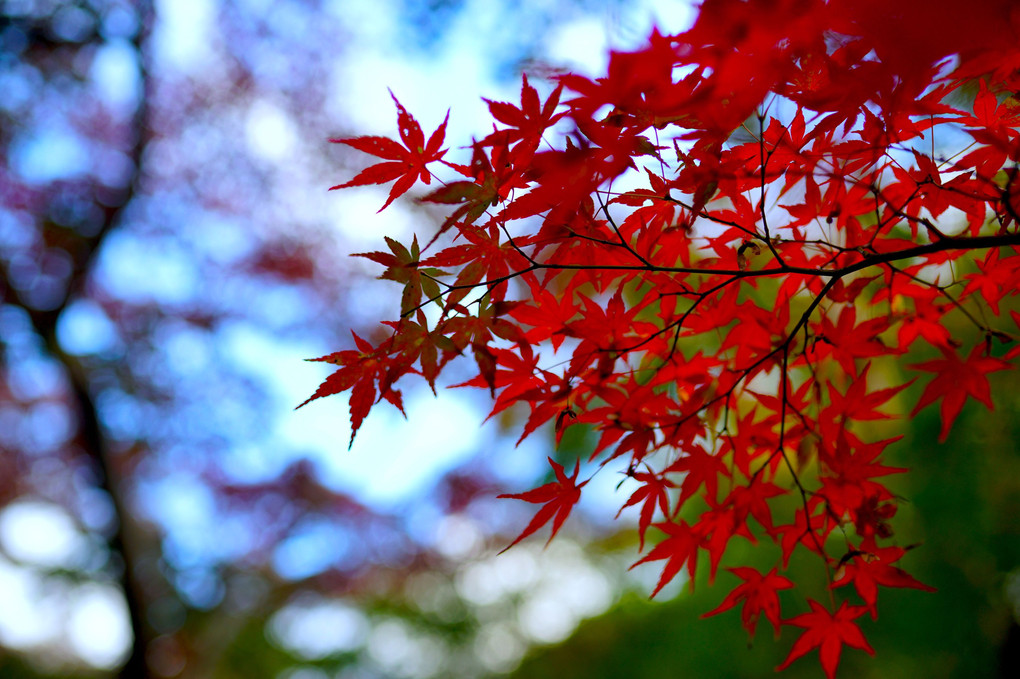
(703, 566, 794, 638)
(910, 344, 1011, 441)
(822, 364, 912, 425)
(777, 599, 875, 679)
(818, 433, 906, 518)
(329, 92, 448, 211)
(630, 519, 702, 598)
(962, 248, 1020, 315)
(497, 457, 587, 551)
(297, 331, 406, 448)
(481, 73, 565, 154)
(663, 444, 729, 507)
(616, 468, 676, 550)
(832, 538, 935, 618)
(810, 306, 896, 377)
(772, 497, 836, 568)
(694, 500, 753, 583)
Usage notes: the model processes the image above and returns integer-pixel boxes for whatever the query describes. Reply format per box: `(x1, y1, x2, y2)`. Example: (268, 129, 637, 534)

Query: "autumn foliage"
(308, 0, 1020, 676)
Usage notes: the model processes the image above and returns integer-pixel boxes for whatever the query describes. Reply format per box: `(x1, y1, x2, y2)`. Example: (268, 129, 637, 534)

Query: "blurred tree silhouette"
(0, 1, 372, 675)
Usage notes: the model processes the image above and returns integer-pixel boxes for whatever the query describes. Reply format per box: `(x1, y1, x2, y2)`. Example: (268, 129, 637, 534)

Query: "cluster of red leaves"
(308, 1, 1020, 676)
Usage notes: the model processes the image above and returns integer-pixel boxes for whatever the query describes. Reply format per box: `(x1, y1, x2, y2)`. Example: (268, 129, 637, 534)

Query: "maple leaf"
(851, 493, 898, 539)
(616, 468, 676, 550)
(558, 29, 684, 129)
(892, 285, 953, 350)
(497, 457, 587, 551)
(818, 433, 906, 518)
(694, 500, 754, 583)
(420, 138, 531, 240)
(961, 248, 1020, 315)
(810, 306, 896, 378)
(355, 235, 445, 316)
(630, 519, 702, 598)
(777, 600, 875, 679)
(507, 276, 580, 350)
(663, 444, 729, 507)
(822, 363, 911, 425)
(703, 566, 794, 638)
(297, 331, 407, 448)
(330, 92, 449, 211)
(725, 480, 786, 534)
(833, 538, 935, 618)
(481, 73, 565, 154)
(911, 344, 1011, 441)
(420, 222, 531, 305)
(772, 497, 836, 568)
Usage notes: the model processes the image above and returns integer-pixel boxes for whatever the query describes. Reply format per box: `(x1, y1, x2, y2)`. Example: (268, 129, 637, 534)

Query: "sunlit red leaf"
(330, 92, 449, 211)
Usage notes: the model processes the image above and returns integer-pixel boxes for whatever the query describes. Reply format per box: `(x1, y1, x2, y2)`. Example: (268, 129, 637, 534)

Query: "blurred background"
(0, 1, 1017, 678)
